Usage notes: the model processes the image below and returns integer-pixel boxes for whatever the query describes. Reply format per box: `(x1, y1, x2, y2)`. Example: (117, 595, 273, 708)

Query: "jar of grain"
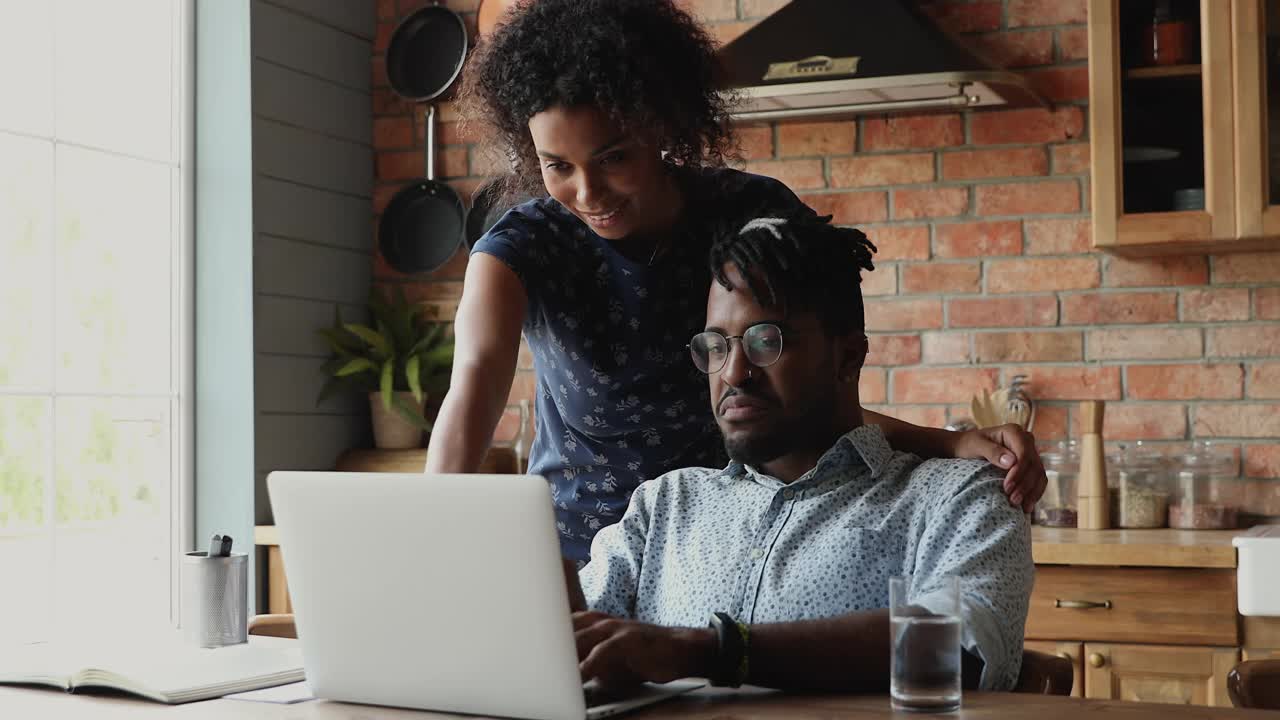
(1108, 443, 1169, 529)
(1034, 441, 1079, 528)
(1170, 441, 1240, 530)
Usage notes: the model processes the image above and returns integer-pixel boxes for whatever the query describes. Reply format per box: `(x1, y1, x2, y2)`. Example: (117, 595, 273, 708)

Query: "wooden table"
(2, 687, 1276, 718)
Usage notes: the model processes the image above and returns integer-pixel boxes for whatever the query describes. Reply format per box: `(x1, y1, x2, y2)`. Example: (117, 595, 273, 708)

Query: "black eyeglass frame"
(687, 323, 785, 375)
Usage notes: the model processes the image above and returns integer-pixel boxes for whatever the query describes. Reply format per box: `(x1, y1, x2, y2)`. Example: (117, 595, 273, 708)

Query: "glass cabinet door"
(1233, 0, 1280, 240)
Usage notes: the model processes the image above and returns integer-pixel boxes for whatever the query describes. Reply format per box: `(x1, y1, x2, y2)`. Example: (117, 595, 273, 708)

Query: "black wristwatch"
(708, 611, 750, 687)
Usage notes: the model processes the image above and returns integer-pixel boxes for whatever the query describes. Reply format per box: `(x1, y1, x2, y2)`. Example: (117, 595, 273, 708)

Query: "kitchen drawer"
(1026, 566, 1237, 646)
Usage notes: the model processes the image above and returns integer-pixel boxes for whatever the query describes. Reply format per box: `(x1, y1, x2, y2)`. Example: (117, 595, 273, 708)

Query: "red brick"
(971, 107, 1085, 145)
(864, 298, 944, 332)
(1127, 364, 1245, 400)
(1243, 478, 1280, 514)
(1248, 362, 1280, 399)
(374, 20, 393, 53)
(1060, 291, 1178, 325)
(1094, 403, 1188, 441)
(859, 368, 888, 404)
(893, 187, 969, 219)
(1245, 445, 1280, 478)
(869, 404, 949, 428)
(1008, 0, 1087, 27)
(373, 88, 413, 116)
(1087, 327, 1203, 361)
(736, 125, 774, 160)
(741, 0, 787, 17)
(377, 150, 427, 180)
(968, 30, 1054, 68)
(892, 368, 1000, 404)
(777, 120, 857, 157)
(1181, 288, 1251, 322)
(1195, 404, 1280, 438)
(947, 295, 1059, 327)
(987, 257, 1099, 293)
(1257, 287, 1280, 320)
(942, 147, 1048, 181)
(1032, 405, 1070, 441)
(491, 405, 525, 444)
(517, 340, 535, 370)
(830, 153, 934, 188)
(920, 0, 1003, 32)
(1002, 366, 1123, 400)
(1051, 143, 1090, 174)
(675, 0, 737, 22)
(1057, 26, 1089, 61)
(799, 191, 888, 224)
(1212, 252, 1280, 284)
(1105, 256, 1209, 287)
(901, 262, 981, 294)
(865, 225, 930, 260)
(506, 370, 536, 405)
(866, 334, 923, 367)
(863, 114, 964, 151)
(975, 180, 1080, 216)
(935, 220, 1023, 258)
(974, 331, 1082, 363)
(1024, 217, 1091, 254)
(922, 332, 972, 364)
(1028, 66, 1090, 103)
(377, 0, 395, 19)
(371, 56, 387, 89)
(745, 159, 825, 189)
(373, 183, 400, 214)
(861, 265, 899, 296)
(1209, 325, 1280, 358)
(374, 117, 413, 149)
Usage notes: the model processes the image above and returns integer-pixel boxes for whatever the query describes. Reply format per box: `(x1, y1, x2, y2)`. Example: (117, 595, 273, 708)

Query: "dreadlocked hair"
(709, 213, 877, 336)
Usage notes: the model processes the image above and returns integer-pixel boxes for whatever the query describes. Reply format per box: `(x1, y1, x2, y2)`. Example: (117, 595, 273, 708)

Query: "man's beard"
(722, 387, 838, 468)
(724, 429, 793, 467)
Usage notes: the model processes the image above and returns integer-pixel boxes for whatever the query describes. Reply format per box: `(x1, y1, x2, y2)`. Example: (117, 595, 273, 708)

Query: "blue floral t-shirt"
(471, 166, 814, 563)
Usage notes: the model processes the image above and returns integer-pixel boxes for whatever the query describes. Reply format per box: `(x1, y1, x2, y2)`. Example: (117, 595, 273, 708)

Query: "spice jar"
(1108, 443, 1169, 529)
(1142, 0, 1195, 66)
(1034, 442, 1079, 528)
(1170, 441, 1240, 530)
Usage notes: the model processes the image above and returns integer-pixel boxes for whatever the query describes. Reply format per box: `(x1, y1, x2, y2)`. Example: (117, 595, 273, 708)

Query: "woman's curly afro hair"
(458, 0, 738, 197)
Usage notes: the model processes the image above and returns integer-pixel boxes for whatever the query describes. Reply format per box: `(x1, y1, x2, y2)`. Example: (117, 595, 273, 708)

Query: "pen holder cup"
(181, 551, 248, 648)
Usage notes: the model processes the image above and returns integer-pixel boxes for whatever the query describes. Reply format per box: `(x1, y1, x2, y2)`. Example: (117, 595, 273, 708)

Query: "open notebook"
(0, 634, 304, 704)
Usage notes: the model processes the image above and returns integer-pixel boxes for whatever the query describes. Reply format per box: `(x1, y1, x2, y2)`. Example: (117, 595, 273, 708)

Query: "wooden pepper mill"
(1077, 400, 1110, 529)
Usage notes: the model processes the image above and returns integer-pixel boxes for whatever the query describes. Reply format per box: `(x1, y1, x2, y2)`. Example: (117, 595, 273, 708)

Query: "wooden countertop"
(1031, 527, 1239, 568)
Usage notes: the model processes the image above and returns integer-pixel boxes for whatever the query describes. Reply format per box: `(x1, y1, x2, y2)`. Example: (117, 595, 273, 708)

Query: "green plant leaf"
(390, 392, 433, 431)
(336, 357, 377, 377)
(407, 323, 444, 357)
(315, 375, 346, 407)
(405, 354, 423, 403)
(380, 358, 394, 410)
(344, 322, 391, 358)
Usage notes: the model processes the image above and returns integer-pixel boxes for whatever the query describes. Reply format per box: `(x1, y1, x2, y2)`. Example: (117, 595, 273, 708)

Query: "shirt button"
(750, 548, 763, 560)
(783, 489, 796, 500)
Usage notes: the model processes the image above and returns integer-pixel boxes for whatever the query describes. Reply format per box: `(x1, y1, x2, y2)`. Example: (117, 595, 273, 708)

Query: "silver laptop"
(266, 471, 701, 720)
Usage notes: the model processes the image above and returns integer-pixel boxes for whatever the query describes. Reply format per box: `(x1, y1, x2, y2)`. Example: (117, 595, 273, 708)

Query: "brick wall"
(372, 0, 1280, 515)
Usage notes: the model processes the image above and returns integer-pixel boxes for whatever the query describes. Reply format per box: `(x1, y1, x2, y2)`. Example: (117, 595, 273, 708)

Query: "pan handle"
(424, 105, 437, 182)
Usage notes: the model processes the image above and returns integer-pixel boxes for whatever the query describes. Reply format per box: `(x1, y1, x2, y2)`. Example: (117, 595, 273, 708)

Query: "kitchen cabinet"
(1082, 643, 1238, 705)
(1088, 0, 1279, 254)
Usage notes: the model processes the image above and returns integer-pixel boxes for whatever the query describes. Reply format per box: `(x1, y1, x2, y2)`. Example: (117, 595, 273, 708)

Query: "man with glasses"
(567, 213, 1034, 694)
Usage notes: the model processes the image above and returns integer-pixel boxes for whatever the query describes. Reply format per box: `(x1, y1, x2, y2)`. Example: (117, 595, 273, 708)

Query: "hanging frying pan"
(378, 3, 469, 274)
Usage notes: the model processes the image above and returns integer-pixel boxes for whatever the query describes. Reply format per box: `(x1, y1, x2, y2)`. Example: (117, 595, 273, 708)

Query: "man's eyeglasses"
(688, 323, 784, 374)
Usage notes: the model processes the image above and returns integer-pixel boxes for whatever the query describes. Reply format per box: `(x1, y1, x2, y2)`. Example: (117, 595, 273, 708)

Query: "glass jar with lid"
(1170, 441, 1240, 530)
(1108, 442, 1170, 529)
(1034, 441, 1079, 528)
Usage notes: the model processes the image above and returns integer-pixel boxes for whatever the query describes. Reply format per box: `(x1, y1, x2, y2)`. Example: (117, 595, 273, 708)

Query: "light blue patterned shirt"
(579, 423, 1034, 690)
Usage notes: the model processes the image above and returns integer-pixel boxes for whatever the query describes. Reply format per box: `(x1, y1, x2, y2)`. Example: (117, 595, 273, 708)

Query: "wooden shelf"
(1124, 63, 1202, 79)
(1031, 527, 1239, 568)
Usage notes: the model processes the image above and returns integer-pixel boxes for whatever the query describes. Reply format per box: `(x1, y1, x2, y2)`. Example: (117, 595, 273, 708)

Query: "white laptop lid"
(267, 472, 586, 720)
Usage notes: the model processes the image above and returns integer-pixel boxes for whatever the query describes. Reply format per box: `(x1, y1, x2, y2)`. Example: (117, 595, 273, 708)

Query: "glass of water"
(889, 576, 962, 712)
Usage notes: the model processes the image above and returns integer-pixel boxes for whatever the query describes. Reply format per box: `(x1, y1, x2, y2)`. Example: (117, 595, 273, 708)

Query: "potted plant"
(316, 287, 454, 449)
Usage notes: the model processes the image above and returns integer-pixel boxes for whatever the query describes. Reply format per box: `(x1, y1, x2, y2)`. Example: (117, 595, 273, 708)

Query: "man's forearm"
(746, 610, 892, 692)
(863, 408, 951, 459)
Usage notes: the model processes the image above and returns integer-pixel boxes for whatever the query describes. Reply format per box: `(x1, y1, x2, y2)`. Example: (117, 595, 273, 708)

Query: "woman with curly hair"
(427, 0, 1044, 564)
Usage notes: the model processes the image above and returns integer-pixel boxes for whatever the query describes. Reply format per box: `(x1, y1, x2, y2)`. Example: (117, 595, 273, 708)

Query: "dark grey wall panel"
(255, 295, 366, 357)
(254, 177, 371, 252)
(254, 118, 371, 197)
(253, 60, 371, 145)
(251, 1, 370, 91)
(255, 233, 372, 305)
(261, 0, 375, 39)
(256, 354, 366, 415)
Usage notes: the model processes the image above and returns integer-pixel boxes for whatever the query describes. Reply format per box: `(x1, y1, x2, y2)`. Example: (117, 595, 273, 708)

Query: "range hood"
(717, 0, 1046, 122)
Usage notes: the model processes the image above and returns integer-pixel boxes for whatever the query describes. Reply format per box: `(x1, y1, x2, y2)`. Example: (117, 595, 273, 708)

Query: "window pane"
(54, 0, 173, 161)
(55, 145, 171, 394)
(0, 395, 52, 642)
(0, 2, 53, 136)
(54, 396, 170, 634)
(0, 133, 53, 390)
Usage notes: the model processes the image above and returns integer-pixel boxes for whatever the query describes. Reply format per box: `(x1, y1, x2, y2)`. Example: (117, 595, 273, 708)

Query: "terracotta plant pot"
(369, 391, 426, 449)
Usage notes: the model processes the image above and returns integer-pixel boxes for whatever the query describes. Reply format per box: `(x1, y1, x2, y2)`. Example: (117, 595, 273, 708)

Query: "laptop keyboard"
(583, 681, 640, 708)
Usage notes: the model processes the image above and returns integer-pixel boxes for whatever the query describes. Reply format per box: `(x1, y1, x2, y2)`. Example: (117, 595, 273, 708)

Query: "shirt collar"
(723, 423, 894, 487)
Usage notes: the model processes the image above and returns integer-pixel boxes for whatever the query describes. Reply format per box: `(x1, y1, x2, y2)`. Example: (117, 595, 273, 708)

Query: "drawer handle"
(1054, 599, 1112, 610)
(1088, 652, 1106, 668)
